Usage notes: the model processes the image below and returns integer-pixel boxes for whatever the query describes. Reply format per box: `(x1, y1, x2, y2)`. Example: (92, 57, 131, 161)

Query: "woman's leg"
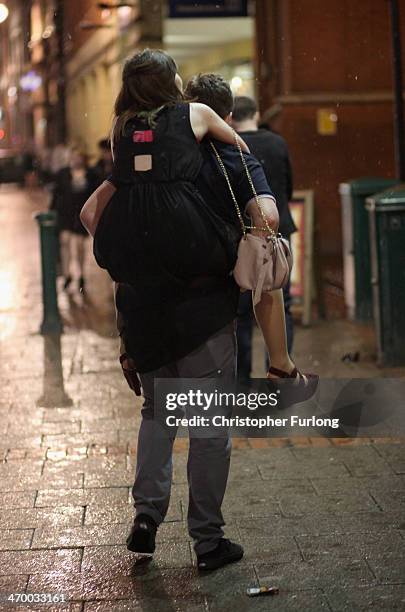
(253, 289, 295, 375)
(59, 230, 72, 281)
(76, 234, 86, 279)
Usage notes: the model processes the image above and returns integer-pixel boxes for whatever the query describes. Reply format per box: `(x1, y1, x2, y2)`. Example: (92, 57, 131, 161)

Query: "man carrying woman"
(81, 51, 313, 571)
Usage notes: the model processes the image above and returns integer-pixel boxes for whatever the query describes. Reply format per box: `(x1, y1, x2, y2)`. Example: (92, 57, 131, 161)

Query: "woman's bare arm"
(80, 180, 116, 237)
(246, 196, 280, 236)
(189, 103, 249, 152)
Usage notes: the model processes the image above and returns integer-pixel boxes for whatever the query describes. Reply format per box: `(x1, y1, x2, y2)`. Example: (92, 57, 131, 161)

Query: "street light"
(0, 3, 9, 24)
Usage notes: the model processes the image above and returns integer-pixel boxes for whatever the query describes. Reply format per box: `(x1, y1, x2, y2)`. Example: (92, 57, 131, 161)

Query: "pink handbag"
(210, 134, 293, 305)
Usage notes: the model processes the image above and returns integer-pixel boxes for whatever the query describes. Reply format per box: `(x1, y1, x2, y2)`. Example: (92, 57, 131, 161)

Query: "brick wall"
(256, 0, 404, 266)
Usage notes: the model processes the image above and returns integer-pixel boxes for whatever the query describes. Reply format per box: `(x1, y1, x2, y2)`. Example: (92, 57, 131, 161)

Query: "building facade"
(255, 0, 404, 288)
(63, 0, 163, 159)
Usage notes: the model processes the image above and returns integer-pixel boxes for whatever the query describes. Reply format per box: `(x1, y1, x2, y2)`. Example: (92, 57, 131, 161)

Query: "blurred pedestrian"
(92, 138, 113, 185)
(232, 96, 297, 381)
(50, 150, 98, 292)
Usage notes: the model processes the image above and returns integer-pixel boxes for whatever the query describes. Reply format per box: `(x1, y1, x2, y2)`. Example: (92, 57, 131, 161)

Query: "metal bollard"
(34, 210, 63, 335)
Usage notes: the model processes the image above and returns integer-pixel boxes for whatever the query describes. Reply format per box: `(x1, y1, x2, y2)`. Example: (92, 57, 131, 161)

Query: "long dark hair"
(112, 49, 184, 142)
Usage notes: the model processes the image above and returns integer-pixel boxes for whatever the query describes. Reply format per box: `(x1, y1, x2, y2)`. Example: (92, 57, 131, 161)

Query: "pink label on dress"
(133, 130, 154, 143)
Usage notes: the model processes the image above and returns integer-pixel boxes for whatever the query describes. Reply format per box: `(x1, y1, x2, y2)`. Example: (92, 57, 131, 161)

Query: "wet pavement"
(0, 187, 405, 612)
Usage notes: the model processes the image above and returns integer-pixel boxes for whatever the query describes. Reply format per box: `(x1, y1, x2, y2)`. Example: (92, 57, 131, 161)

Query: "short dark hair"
(185, 73, 233, 119)
(233, 96, 257, 122)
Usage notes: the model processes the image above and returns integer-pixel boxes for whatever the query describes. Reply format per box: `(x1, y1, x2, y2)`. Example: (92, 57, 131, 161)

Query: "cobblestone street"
(1, 188, 405, 611)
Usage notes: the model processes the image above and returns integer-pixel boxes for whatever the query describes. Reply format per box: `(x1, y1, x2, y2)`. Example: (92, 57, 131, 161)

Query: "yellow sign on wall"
(317, 108, 338, 136)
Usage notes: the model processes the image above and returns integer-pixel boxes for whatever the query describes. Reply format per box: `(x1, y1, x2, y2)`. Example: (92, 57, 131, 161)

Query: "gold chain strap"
(210, 138, 276, 240)
(210, 141, 247, 236)
(232, 129, 276, 239)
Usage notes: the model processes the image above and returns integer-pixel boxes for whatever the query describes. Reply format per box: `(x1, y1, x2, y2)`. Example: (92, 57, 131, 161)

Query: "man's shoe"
(126, 513, 157, 555)
(197, 539, 244, 571)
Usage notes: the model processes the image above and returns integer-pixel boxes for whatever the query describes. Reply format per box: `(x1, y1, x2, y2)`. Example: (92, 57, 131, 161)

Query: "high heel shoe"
(267, 365, 319, 405)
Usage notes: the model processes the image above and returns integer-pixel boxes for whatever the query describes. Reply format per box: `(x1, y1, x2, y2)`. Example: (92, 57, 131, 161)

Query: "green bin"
(366, 186, 405, 366)
(339, 178, 399, 320)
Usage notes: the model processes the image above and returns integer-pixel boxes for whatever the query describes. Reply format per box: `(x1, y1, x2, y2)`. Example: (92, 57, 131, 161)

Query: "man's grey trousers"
(134, 323, 236, 555)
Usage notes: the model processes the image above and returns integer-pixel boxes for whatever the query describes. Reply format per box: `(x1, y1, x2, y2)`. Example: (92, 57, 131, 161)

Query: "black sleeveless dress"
(94, 103, 238, 372)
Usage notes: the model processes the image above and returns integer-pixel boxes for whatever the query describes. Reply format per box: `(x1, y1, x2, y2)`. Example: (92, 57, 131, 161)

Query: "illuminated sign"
(169, 0, 248, 18)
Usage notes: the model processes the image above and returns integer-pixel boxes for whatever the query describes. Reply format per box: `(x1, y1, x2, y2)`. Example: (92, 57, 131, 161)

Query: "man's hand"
(119, 353, 142, 396)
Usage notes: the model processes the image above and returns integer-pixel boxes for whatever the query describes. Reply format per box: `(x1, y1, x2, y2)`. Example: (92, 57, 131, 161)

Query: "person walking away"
(51, 150, 98, 292)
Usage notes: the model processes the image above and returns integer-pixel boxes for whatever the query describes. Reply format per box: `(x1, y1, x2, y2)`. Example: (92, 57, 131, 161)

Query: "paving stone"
(84, 600, 206, 612)
(84, 470, 134, 488)
(0, 435, 42, 450)
(293, 445, 395, 478)
(48, 564, 257, 611)
(237, 532, 302, 563)
(279, 492, 380, 516)
(0, 506, 84, 529)
(7, 421, 81, 437)
(0, 549, 82, 575)
(253, 477, 316, 496)
(337, 511, 405, 532)
(35, 487, 129, 508)
(42, 455, 127, 476)
(255, 558, 375, 589)
(42, 432, 119, 449)
(373, 443, 405, 475)
(42, 408, 85, 422)
(326, 584, 405, 611)
(366, 553, 405, 585)
(31, 523, 129, 549)
(0, 461, 44, 479)
(0, 492, 36, 509)
(221, 480, 281, 518)
(6, 603, 83, 612)
(82, 543, 192, 572)
(84, 499, 182, 525)
(0, 473, 84, 492)
(0, 529, 33, 551)
(258, 460, 348, 480)
(296, 531, 405, 561)
(368, 488, 405, 513)
(0, 574, 29, 596)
